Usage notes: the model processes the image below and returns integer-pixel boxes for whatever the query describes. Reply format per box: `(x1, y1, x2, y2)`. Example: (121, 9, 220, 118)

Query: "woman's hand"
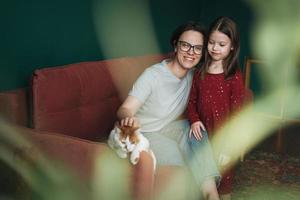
(120, 117, 140, 128)
(189, 121, 206, 140)
(117, 96, 142, 128)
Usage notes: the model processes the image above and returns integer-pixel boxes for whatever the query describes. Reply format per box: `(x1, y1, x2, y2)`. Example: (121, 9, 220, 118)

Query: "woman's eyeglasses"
(177, 41, 203, 55)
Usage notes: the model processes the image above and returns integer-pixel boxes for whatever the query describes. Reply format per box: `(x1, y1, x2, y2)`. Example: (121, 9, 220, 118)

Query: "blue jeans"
(186, 130, 221, 186)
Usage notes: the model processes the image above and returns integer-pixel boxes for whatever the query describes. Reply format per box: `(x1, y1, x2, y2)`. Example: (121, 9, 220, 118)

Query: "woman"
(117, 21, 220, 200)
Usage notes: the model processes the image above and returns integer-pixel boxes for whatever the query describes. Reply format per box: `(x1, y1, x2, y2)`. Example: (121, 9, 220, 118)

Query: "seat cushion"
(31, 61, 120, 141)
(25, 128, 107, 180)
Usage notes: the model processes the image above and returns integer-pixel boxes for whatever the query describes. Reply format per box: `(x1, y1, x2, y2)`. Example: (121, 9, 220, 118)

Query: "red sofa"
(0, 54, 194, 199)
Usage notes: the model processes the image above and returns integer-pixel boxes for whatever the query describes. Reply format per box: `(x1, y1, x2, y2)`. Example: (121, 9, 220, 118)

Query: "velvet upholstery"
(0, 88, 28, 126)
(31, 62, 120, 141)
(2, 126, 155, 199)
(23, 127, 105, 180)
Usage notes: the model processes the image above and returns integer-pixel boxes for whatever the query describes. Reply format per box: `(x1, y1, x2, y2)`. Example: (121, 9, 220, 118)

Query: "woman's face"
(175, 30, 204, 70)
(207, 30, 232, 62)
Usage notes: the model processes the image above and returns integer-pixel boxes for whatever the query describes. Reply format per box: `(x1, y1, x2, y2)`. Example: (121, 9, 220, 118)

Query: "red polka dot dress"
(187, 69, 245, 194)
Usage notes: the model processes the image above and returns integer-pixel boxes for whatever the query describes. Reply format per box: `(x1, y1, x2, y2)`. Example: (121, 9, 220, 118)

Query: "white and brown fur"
(107, 123, 156, 170)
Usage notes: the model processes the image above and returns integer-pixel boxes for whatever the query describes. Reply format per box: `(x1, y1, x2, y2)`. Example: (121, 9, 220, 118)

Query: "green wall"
(0, 0, 253, 91)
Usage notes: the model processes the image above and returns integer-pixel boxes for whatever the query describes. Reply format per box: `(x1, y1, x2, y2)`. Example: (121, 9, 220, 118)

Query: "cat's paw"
(117, 150, 127, 159)
(130, 152, 140, 165)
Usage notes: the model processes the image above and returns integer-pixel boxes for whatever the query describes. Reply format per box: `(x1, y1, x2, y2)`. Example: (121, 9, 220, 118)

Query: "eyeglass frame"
(177, 40, 203, 55)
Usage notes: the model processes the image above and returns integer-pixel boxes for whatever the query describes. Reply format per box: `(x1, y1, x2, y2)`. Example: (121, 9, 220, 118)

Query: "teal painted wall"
(150, 0, 254, 58)
(0, 0, 103, 91)
(0, 0, 253, 91)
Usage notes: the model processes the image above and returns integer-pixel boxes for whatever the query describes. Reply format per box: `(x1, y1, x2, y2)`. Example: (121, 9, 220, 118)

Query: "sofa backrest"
(31, 54, 167, 141)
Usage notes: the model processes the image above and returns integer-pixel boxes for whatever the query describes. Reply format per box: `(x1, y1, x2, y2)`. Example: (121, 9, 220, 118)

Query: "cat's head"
(115, 123, 140, 152)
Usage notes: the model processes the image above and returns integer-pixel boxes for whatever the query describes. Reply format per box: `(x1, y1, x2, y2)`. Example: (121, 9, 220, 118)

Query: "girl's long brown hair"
(200, 16, 240, 80)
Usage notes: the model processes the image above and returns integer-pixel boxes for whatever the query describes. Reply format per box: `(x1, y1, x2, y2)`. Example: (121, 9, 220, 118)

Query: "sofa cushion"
(25, 128, 106, 180)
(32, 61, 120, 141)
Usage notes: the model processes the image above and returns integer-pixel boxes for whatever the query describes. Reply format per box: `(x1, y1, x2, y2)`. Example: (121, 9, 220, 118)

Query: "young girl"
(187, 16, 245, 200)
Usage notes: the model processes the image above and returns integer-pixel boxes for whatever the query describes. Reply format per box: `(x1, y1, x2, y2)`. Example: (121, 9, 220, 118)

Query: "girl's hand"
(189, 121, 206, 140)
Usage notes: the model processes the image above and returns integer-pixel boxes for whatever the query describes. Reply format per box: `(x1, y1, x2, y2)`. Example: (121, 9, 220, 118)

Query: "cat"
(107, 122, 156, 170)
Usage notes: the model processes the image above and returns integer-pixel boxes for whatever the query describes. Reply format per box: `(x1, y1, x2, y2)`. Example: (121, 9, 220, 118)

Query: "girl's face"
(208, 30, 232, 62)
(175, 30, 203, 70)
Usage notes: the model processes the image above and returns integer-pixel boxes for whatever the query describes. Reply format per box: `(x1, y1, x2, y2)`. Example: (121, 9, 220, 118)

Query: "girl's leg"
(178, 120, 221, 200)
(202, 179, 220, 200)
(187, 132, 220, 200)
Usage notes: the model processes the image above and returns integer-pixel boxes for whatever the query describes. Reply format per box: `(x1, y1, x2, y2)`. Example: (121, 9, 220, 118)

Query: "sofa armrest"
(0, 88, 28, 126)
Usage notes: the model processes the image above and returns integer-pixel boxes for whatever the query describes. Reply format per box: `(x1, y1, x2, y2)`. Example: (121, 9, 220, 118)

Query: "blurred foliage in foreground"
(1, 0, 300, 199)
